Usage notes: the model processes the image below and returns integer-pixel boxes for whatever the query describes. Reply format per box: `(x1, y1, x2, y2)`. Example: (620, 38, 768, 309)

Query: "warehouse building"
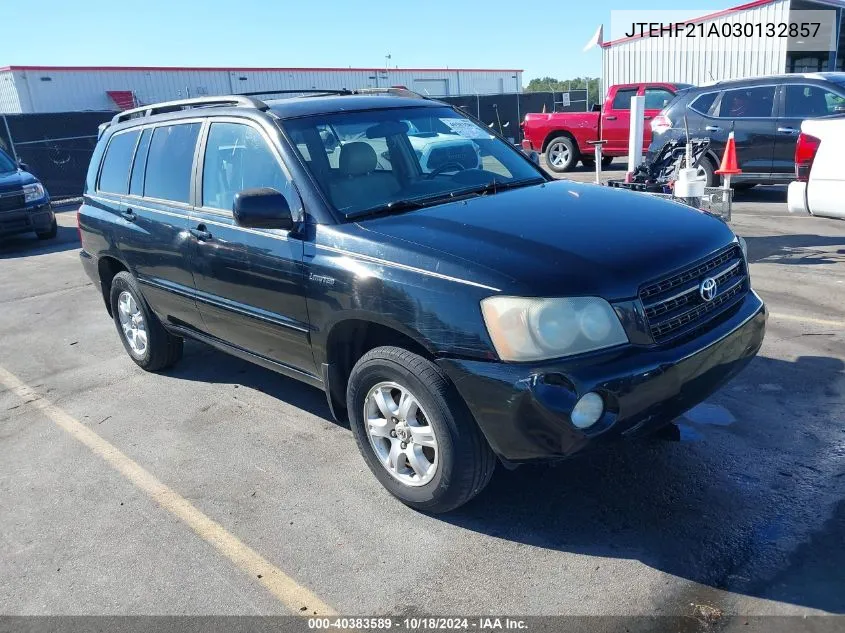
(602, 0, 845, 94)
(0, 65, 524, 113)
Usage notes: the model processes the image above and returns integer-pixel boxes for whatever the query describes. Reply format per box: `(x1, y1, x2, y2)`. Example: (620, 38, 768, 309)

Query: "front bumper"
(438, 290, 766, 463)
(0, 202, 54, 237)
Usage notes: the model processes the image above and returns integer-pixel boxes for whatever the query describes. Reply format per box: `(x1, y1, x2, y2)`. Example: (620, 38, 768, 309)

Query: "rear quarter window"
(98, 130, 140, 194)
(689, 92, 719, 116)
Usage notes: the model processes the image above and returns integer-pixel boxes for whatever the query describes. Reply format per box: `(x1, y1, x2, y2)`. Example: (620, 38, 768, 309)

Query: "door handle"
(189, 224, 212, 241)
(121, 208, 136, 222)
(778, 126, 797, 134)
(605, 115, 617, 121)
(644, 115, 653, 120)
(705, 125, 721, 132)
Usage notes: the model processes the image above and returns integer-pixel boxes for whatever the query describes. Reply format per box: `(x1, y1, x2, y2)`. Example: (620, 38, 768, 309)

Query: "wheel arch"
(96, 254, 129, 316)
(321, 316, 437, 423)
(542, 129, 578, 153)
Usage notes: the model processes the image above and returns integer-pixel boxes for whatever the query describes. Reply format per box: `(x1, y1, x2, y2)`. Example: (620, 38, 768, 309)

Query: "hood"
(0, 169, 37, 192)
(357, 180, 736, 300)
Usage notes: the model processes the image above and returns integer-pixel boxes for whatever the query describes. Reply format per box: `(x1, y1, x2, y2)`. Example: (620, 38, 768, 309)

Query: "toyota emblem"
(700, 277, 717, 302)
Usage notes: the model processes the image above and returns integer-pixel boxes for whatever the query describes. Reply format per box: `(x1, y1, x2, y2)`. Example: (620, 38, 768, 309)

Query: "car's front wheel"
(35, 218, 57, 240)
(109, 271, 183, 371)
(347, 346, 496, 513)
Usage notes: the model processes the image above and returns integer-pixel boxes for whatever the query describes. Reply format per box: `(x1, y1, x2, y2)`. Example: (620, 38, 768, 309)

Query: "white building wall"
(0, 70, 23, 113)
(0, 67, 523, 113)
(602, 0, 790, 96)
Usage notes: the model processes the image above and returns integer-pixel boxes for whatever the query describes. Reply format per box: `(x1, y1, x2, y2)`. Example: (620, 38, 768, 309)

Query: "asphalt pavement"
(0, 187, 843, 622)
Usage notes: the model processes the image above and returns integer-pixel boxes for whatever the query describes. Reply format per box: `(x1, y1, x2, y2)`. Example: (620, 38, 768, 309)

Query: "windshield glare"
(282, 106, 543, 217)
(0, 149, 17, 174)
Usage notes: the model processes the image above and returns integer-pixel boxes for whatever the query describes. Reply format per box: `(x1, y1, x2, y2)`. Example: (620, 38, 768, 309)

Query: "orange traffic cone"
(715, 131, 742, 175)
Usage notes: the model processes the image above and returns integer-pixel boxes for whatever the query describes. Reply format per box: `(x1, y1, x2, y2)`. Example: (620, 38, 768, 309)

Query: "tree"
(526, 76, 601, 108)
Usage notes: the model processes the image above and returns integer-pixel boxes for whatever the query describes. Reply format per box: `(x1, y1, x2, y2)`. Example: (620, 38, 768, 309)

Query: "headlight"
(738, 236, 748, 261)
(480, 296, 628, 362)
(23, 182, 46, 204)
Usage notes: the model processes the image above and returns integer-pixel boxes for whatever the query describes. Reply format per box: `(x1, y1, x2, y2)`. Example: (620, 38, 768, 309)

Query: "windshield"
(0, 149, 16, 174)
(282, 106, 544, 217)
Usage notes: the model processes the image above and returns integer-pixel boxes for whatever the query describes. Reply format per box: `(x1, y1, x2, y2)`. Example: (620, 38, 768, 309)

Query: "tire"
(583, 156, 614, 169)
(697, 155, 718, 188)
(35, 218, 57, 240)
(347, 346, 496, 513)
(109, 271, 183, 371)
(732, 183, 756, 192)
(544, 136, 578, 173)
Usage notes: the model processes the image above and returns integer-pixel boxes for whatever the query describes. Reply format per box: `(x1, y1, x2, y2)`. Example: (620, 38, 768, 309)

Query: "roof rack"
(238, 87, 426, 100)
(111, 95, 268, 125)
(237, 89, 352, 97)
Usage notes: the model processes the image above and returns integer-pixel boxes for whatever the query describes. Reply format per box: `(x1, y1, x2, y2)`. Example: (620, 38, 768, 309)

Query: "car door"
(711, 85, 778, 176)
(121, 121, 205, 329)
(189, 118, 316, 376)
(602, 87, 637, 153)
(643, 86, 676, 148)
(96, 123, 203, 329)
(774, 83, 845, 176)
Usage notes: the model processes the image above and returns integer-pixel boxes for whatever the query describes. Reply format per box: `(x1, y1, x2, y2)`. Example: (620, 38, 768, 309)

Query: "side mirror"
(17, 161, 29, 172)
(233, 187, 294, 230)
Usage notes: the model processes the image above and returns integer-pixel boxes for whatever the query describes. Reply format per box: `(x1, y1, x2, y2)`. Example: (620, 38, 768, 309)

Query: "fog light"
(571, 392, 604, 429)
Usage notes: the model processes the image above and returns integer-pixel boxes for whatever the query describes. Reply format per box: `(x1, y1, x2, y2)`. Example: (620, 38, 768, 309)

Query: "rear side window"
(717, 86, 775, 118)
(98, 130, 140, 194)
(144, 123, 201, 203)
(689, 92, 718, 115)
(129, 129, 152, 196)
(611, 88, 638, 110)
(644, 88, 675, 110)
(784, 84, 845, 117)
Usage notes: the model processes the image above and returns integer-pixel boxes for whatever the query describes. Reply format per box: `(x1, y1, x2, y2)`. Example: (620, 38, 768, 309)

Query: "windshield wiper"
(451, 177, 545, 198)
(346, 190, 483, 219)
(345, 177, 545, 220)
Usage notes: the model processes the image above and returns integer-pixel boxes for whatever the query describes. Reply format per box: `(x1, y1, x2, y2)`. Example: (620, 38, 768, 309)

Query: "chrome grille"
(640, 245, 748, 342)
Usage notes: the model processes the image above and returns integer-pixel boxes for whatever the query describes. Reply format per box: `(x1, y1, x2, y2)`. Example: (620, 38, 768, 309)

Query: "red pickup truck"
(521, 82, 692, 172)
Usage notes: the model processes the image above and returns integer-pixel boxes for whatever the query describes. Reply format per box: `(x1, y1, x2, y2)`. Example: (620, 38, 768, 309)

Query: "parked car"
(787, 116, 845, 219)
(521, 82, 692, 172)
(649, 73, 845, 188)
(0, 147, 56, 240)
(78, 92, 766, 512)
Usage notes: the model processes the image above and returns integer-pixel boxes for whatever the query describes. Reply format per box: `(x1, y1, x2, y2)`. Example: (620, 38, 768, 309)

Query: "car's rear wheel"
(109, 271, 183, 371)
(35, 218, 57, 240)
(544, 136, 577, 173)
(732, 182, 756, 192)
(697, 155, 718, 188)
(582, 156, 615, 168)
(347, 346, 495, 513)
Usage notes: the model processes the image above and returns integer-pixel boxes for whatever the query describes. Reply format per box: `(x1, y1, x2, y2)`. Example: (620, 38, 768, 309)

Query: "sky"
(2, 0, 731, 82)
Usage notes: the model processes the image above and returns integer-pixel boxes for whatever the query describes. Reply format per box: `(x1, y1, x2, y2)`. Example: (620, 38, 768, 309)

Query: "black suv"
(649, 72, 845, 187)
(79, 92, 766, 512)
(0, 147, 56, 240)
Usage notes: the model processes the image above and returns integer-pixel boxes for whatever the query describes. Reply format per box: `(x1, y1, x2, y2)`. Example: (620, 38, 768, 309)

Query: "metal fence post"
(1, 115, 18, 162)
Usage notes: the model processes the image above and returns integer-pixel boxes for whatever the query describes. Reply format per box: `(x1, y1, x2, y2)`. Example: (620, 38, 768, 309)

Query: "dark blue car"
(78, 91, 767, 512)
(0, 147, 55, 240)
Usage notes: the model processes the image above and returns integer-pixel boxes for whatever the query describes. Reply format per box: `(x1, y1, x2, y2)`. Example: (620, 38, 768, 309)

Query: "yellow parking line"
(0, 365, 336, 616)
(770, 313, 845, 329)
